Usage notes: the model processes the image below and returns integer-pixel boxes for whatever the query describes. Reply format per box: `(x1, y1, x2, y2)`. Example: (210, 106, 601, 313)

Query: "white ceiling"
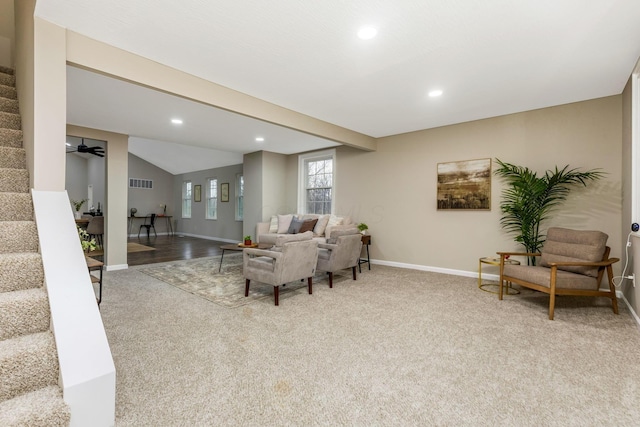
(37, 0, 640, 173)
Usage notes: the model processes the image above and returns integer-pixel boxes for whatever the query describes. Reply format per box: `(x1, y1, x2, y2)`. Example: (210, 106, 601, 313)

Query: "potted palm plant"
(494, 158, 604, 265)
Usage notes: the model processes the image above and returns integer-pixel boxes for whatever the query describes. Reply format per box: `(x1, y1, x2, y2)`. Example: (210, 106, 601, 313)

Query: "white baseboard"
(106, 264, 128, 271)
(371, 258, 640, 328)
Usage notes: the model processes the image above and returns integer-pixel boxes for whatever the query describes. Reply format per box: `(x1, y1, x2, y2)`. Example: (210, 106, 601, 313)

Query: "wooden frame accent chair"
(243, 231, 319, 306)
(498, 227, 619, 320)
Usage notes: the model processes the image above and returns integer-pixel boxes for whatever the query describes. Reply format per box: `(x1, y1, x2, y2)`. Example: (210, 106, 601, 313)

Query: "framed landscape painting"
(437, 158, 491, 210)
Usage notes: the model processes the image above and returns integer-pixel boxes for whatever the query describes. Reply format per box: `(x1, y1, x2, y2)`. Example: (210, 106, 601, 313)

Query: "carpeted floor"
(99, 262, 640, 426)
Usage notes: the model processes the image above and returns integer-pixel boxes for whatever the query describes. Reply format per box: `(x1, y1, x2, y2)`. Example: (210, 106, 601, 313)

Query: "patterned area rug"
(88, 242, 156, 257)
(138, 254, 312, 308)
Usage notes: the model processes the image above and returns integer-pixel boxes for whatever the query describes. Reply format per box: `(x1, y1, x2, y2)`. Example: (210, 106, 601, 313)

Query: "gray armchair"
(498, 227, 619, 320)
(243, 231, 319, 306)
(317, 228, 363, 288)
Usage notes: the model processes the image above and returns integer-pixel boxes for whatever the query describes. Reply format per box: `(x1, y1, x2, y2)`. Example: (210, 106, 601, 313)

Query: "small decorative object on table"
(244, 235, 252, 246)
(357, 223, 369, 235)
(130, 208, 137, 217)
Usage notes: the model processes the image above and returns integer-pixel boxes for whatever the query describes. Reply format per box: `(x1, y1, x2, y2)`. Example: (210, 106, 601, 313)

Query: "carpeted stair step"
(0, 331, 59, 402)
(0, 221, 38, 253)
(0, 84, 17, 100)
(0, 97, 19, 115)
(0, 72, 15, 88)
(0, 129, 23, 148)
(0, 147, 26, 169)
(0, 253, 43, 293)
(0, 192, 33, 221)
(0, 66, 13, 76)
(0, 288, 49, 341)
(0, 111, 21, 130)
(0, 168, 28, 192)
(0, 385, 70, 427)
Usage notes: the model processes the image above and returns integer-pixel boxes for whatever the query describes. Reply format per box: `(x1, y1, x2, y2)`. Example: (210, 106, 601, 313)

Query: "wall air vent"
(129, 178, 153, 189)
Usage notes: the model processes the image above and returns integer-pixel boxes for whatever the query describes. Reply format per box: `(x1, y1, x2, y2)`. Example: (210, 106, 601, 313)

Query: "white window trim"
(182, 180, 192, 219)
(206, 177, 218, 220)
(297, 148, 336, 214)
(235, 173, 244, 221)
(633, 61, 640, 223)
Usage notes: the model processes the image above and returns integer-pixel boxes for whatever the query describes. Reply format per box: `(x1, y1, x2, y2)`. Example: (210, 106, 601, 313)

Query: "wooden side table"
(85, 256, 104, 306)
(478, 256, 520, 295)
(358, 234, 371, 273)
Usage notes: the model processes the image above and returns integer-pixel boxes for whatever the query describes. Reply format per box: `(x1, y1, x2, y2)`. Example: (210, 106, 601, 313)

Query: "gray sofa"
(256, 214, 356, 245)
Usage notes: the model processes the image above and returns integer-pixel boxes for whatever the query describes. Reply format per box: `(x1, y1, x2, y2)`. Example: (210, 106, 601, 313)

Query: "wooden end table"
(219, 243, 271, 272)
(358, 234, 371, 273)
(85, 256, 104, 305)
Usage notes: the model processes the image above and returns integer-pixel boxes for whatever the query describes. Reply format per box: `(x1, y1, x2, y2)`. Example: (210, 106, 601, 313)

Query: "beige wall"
(262, 151, 290, 218)
(173, 163, 243, 241)
(243, 151, 263, 238)
(67, 125, 128, 269)
(0, 0, 15, 67)
(14, 0, 35, 183)
(296, 96, 623, 275)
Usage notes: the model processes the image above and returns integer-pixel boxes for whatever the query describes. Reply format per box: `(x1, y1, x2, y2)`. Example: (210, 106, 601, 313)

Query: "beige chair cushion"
(504, 264, 598, 290)
(274, 230, 313, 247)
(539, 227, 608, 277)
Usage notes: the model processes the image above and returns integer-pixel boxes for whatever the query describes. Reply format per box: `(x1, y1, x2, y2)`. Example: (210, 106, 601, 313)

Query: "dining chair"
(86, 216, 104, 249)
(138, 214, 157, 238)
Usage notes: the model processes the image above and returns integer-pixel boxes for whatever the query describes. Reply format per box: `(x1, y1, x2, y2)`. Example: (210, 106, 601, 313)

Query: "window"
(298, 149, 335, 214)
(206, 178, 218, 219)
(235, 174, 244, 221)
(182, 181, 192, 218)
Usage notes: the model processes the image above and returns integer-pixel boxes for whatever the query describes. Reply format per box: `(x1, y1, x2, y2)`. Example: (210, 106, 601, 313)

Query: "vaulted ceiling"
(38, 0, 640, 173)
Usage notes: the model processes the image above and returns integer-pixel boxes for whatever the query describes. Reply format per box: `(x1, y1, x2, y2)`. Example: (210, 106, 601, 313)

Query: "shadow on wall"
(555, 180, 621, 227)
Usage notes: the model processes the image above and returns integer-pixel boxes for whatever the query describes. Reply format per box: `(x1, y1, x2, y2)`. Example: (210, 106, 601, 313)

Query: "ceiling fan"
(66, 138, 105, 157)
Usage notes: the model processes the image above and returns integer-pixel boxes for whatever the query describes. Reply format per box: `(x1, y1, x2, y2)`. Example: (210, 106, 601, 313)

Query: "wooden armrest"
(496, 251, 541, 257)
(549, 257, 620, 268)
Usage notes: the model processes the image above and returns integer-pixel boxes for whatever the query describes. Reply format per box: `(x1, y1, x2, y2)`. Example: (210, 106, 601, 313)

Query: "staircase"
(0, 66, 70, 425)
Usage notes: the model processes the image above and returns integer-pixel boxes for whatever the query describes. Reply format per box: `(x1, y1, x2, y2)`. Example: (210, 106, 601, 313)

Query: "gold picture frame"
(194, 185, 202, 202)
(437, 158, 491, 210)
(221, 182, 229, 202)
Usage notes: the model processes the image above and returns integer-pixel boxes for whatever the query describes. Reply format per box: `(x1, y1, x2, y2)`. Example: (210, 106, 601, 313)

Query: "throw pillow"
(287, 217, 305, 234)
(277, 214, 294, 234)
(298, 218, 318, 234)
(313, 214, 330, 236)
(268, 216, 278, 233)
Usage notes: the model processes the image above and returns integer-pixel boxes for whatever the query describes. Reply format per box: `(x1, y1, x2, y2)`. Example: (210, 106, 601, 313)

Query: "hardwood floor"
(92, 235, 230, 266)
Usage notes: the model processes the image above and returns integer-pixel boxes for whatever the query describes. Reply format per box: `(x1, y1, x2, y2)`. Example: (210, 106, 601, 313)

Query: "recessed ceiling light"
(357, 26, 377, 40)
(428, 90, 443, 98)
(255, 137, 265, 142)
(171, 118, 183, 125)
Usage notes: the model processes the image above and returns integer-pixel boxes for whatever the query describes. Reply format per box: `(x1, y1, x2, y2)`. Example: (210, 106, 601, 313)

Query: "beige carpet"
(138, 254, 312, 308)
(88, 242, 155, 257)
(99, 263, 640, 426)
